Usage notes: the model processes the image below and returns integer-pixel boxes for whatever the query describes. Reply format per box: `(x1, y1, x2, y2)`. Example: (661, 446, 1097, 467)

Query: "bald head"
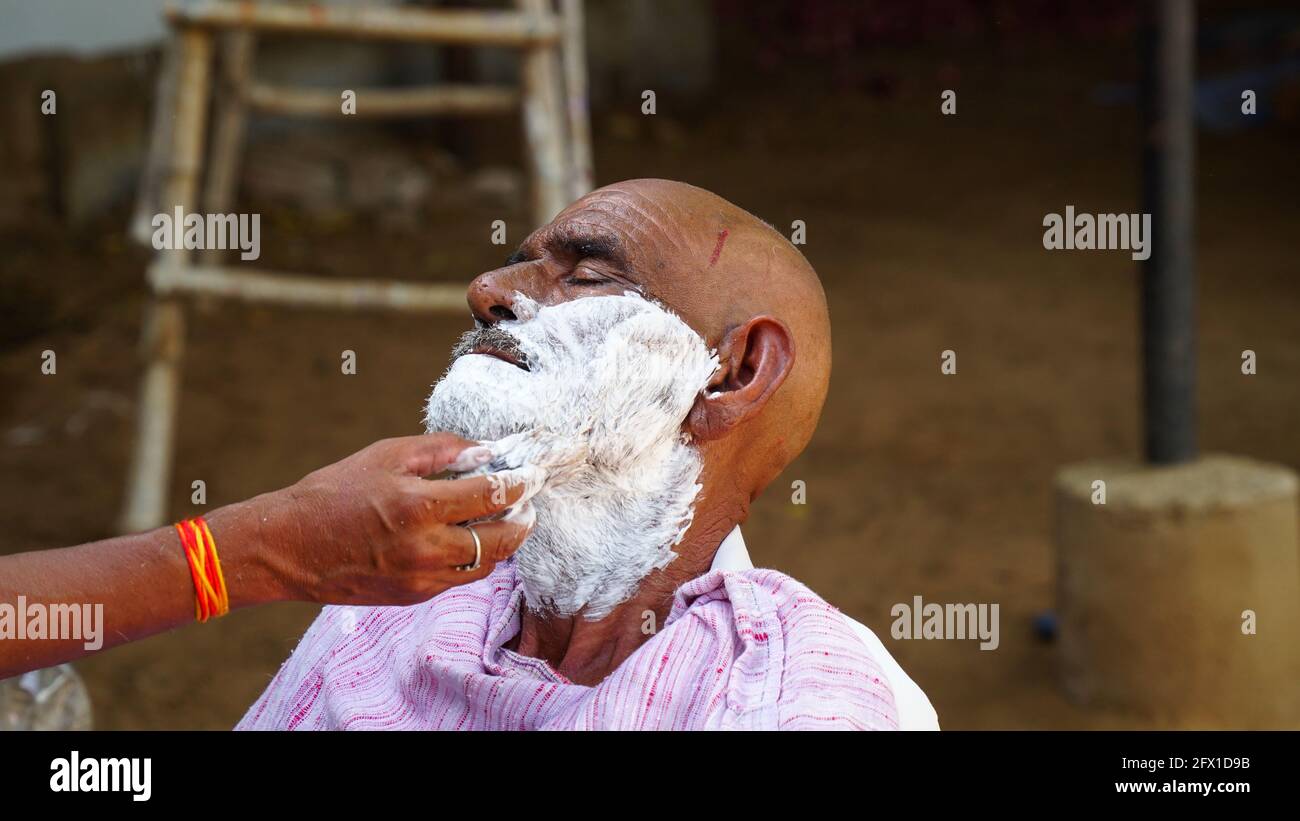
(466, 179, 831, 502)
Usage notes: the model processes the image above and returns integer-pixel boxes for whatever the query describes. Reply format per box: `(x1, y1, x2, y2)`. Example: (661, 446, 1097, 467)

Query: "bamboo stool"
(119, 0, 593, 533)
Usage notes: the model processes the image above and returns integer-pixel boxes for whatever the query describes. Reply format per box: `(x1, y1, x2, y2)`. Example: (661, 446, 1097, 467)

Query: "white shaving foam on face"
(424, 292, 718, 619)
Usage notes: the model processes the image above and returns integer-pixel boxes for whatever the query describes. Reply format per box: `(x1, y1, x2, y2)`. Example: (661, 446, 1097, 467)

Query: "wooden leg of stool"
(119, 27, 214, 533)
(560, 0, 593, 199)
(118, 301, 186, 534)
(203, 31, 254, 227)
(131, 36, 181, 246)
(518, 0, 571, 227)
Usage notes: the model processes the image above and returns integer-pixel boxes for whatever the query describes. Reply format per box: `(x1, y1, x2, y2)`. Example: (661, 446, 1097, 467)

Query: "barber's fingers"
(410, 466, 545, 525)
(383, 434, 491, 478)
(441, 513, 534, 570)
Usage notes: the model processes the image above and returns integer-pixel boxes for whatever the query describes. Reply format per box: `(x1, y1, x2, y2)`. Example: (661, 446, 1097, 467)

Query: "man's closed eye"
(564, 273, 610, 286)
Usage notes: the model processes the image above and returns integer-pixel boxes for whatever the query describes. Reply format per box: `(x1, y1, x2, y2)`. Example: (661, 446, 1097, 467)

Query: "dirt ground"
(2, 42, 1297, 729)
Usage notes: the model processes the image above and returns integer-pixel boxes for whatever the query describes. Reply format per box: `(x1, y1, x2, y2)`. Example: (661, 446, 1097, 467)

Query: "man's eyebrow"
(503, 227, 642, 293)
(555, 232, 625, 266)
(503, 231, 625, 268)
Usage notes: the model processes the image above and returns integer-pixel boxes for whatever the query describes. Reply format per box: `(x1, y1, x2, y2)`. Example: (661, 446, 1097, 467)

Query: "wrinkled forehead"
(555, 184, 696, 249)
(528, 186, 721, 332)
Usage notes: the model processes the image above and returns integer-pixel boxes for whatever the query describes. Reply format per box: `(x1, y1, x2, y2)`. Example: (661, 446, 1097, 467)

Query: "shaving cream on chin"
(426, 293, 719, 618)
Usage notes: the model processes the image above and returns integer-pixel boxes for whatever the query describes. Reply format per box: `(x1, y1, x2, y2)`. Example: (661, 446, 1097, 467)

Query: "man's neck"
(511, 508, 743, 686)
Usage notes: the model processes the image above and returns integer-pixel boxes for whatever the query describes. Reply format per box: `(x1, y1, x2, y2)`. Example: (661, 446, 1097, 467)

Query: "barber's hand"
(260, 434, 534, 606)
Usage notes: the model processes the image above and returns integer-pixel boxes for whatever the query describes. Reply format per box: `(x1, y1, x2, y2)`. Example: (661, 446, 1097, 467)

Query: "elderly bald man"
(237, 179, 936, 731)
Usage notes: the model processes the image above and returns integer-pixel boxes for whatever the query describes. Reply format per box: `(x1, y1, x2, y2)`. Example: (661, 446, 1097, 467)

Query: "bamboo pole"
(560, 0, 593, 198)
(166, 1, 561, 46)
(517, 0, 571, 226)
(119, 25, 214, 534)
(1140, 0, 1198, 464)
(246, 83, 519, 118)
(201, 30, 255, 260)
(130, 36, 182, 245)
(149, 263, 469, 313)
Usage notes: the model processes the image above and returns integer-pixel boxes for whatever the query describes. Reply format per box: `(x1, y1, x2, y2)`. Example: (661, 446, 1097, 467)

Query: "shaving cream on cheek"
(424, 293, 719, 618)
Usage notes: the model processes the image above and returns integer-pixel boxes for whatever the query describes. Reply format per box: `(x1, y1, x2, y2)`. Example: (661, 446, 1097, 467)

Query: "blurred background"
(1, 0, 1298, 729)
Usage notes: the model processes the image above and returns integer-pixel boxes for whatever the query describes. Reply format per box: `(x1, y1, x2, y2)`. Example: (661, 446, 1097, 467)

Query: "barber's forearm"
(0, 492, 292, 679)
(1, 433, 513, 679)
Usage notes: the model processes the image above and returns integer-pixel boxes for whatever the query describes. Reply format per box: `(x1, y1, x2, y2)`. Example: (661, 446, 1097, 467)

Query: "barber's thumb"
(393, 434, 486, 477)
(447, 444, 493, 473)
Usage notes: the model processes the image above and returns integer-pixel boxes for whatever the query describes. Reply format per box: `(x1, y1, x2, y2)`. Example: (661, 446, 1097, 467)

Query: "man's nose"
(467, 269, 521, 324)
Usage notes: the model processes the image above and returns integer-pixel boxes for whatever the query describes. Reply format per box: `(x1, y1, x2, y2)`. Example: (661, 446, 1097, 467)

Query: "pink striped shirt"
(237, 559, 899, 731)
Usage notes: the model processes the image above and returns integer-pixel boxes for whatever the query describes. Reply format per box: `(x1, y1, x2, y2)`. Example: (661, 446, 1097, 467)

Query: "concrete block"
(1056, 454, 1300, 727)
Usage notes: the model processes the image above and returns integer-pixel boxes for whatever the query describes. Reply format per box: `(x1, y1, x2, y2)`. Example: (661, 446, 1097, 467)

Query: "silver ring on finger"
(454, 525, 482, 572)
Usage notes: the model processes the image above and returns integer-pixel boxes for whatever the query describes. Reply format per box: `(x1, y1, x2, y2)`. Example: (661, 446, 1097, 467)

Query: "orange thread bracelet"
(174, 516, 229, 622)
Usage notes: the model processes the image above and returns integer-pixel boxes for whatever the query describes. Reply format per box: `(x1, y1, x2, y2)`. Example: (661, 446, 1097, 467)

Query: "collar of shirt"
(710, 526, 940, 730)
(478, 525, 938, 729)
(710, 525, 754, 571)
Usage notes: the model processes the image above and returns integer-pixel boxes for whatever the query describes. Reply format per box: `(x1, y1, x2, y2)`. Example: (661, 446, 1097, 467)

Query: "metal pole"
(1140, 0, 1197, 464)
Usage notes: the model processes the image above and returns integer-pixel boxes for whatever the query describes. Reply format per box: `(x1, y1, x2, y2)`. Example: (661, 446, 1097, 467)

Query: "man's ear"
(687, 316, 795, 443)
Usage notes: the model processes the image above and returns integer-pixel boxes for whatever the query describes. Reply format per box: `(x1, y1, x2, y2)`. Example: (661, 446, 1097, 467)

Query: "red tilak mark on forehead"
(708, 230, 730, 267)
